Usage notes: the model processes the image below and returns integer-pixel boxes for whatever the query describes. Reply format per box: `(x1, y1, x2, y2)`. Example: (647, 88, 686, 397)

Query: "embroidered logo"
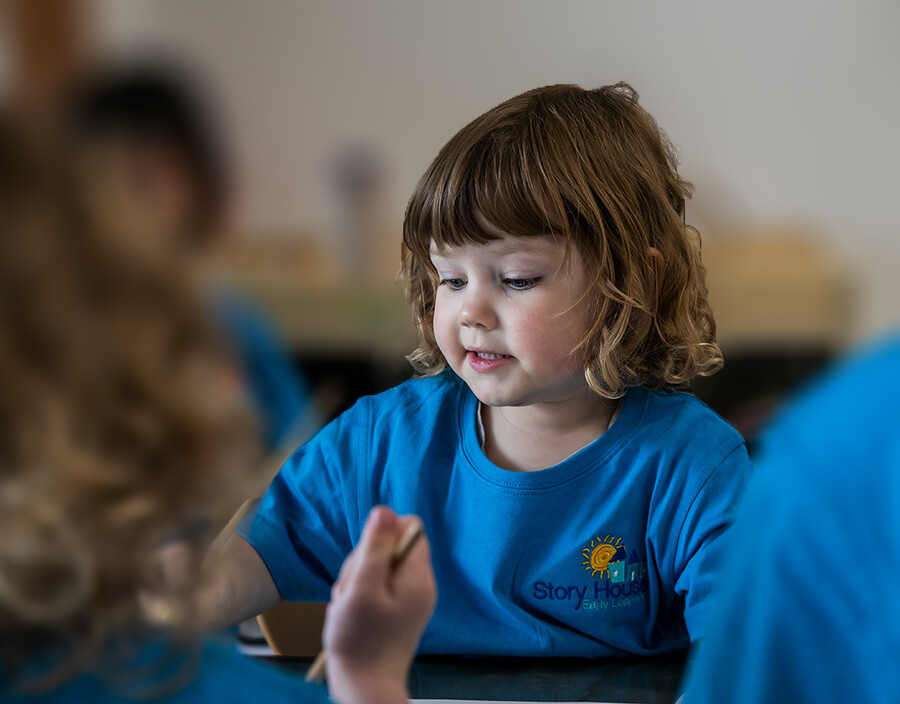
(531, 533, 650, 612)
(582, 535, 627, 578)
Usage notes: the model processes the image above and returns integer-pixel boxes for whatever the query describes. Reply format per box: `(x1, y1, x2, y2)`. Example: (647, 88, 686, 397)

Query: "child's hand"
(138, 539, 194, 626)
(323, 506, 436, 704)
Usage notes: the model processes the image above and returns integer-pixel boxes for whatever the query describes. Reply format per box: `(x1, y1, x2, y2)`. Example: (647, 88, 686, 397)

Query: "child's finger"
(331, 548, 357, 598)
(332, 506, 400, 599)
(391, 525, 436, 610)
(346, 506, 403, 589)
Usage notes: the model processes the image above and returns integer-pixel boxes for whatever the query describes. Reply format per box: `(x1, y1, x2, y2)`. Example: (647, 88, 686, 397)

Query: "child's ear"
(649, 247, 666, 302)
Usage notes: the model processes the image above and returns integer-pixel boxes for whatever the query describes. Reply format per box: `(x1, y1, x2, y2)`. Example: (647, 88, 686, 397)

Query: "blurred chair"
(257, 601, 327, 657)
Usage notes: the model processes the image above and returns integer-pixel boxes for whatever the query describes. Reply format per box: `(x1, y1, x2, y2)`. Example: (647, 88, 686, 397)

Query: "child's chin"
(472, 389, 522, 408)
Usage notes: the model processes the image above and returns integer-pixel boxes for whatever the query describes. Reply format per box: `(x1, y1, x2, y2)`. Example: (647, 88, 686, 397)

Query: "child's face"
(430, 234, 591, 409)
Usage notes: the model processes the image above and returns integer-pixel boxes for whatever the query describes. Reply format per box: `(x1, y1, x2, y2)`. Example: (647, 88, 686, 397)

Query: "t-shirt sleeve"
(672, 441, 753, 641)
(236, 399, 373, 602)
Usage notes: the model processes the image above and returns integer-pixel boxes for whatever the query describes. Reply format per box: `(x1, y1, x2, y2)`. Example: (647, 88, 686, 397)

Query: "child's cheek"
(432, 304, 460, 364)
(516, 307, 586, 372)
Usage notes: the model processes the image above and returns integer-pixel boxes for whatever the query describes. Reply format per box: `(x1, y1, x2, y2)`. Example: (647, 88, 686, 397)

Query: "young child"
(205, 82, 752, 657)
(0, 114, 434, 704)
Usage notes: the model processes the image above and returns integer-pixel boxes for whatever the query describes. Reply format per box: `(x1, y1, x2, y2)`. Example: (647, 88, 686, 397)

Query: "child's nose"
(459, 288, 498, 329)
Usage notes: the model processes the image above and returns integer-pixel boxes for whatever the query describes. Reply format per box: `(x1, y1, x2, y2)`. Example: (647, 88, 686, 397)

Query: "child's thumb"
(354, 506, 402, 582)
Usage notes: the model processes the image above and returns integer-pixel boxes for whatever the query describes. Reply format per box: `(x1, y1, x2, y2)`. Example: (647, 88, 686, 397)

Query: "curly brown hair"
(0, 115, 257, 689)
(401, 82, 722, 398)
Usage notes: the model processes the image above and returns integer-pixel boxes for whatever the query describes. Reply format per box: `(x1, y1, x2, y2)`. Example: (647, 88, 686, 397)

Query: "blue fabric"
(683, 332, 900, 703)
(241, 371, 751, 657)
(1, 637, 327, 703)
(210, 289, 318, 451)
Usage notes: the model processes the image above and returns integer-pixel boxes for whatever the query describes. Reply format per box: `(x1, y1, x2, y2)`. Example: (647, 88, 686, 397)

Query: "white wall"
(95, 0, 900, 339)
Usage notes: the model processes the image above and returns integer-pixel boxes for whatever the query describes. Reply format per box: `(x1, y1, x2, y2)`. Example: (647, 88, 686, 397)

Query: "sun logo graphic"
(582, 535, 627, 578)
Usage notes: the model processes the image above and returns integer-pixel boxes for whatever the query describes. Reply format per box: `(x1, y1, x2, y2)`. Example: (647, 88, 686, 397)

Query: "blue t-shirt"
(1, 637, 326, 703)
(683, 332, 900, 703)
(241, 372, 751, 657)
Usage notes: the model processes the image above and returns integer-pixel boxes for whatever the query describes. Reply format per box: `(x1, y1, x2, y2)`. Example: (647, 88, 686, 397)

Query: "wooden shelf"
(702, 233, 851, 352)
(208, 241, 415, 356)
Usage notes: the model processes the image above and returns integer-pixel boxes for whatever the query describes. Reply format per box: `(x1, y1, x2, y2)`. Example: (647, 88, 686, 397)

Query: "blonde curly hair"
(0, 115, 257, 689)
(401, 82, 722, 398)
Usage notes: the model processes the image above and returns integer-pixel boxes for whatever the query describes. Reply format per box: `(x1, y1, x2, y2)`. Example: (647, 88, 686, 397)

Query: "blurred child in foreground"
(682, 331, 900, 703)
(0, 115, 434, 704)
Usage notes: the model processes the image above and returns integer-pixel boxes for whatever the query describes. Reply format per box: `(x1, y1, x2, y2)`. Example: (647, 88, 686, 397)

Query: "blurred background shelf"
(703, 232, 852, 352)
(209, 240, 415, 355)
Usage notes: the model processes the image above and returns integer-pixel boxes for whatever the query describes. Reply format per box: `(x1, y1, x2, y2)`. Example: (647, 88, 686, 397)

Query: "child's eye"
(504, 277, 541, 290)
(438, 278, 467, 290)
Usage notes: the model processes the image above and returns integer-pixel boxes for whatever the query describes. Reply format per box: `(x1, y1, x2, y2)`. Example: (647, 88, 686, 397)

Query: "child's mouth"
(466, 350, 513, 371)
(472, 351, 509, 360)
